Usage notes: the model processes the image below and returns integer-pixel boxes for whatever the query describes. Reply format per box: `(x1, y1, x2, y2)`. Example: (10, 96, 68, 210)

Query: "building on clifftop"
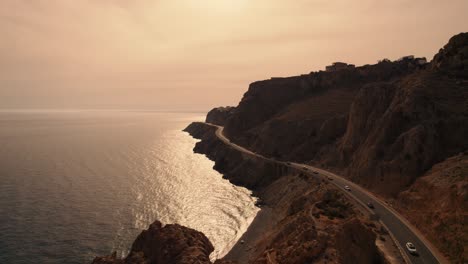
(325, 62, 355, 72)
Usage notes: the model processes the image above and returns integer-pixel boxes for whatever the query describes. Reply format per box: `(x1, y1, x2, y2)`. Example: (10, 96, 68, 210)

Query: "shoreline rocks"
(92, 221, 214, 264)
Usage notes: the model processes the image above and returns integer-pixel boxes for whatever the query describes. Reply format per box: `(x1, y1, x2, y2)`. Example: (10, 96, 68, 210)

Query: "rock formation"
(396, 152, 468, 263)
(206, 107, 235, 126)
(431, 32, 468, 78)
(92, 221, 214, 264)
(184, 122, 292, 190)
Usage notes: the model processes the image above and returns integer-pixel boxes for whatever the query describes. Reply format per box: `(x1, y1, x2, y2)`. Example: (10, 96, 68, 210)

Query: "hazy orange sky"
(1, 1, 467, 111)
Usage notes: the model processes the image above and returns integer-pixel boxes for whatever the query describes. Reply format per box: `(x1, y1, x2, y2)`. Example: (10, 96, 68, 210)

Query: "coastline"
(184, 122, 391, 263)
(93, 120, 403, 264)
(93, 32, 468, 262)
(222, 206, 276, 263)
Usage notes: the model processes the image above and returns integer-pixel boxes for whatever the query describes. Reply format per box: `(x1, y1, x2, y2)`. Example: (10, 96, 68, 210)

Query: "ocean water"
(0, 110, 259, 264)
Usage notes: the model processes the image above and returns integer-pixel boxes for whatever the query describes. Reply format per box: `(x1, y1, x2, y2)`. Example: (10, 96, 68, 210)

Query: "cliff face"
(208, 33, 467, 262)
(396, 152, 468, 263)
(431, 32, 468, 78)
(221, 33, 468, 197)
(337, 69, 467, 195)
(223, 56, 424, 155)
(184, 122, 292, 190)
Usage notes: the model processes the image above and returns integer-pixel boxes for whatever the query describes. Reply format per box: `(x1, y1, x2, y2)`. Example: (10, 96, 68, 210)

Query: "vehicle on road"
(303, 167, 308, 171)
(286, 162, 291, 165)
(344, 185, 351, 191)
(327, 177, 333, 181)
(367, 202, 374, 209)
(406, 242, 418, 255)
(313, 171, 319, 174)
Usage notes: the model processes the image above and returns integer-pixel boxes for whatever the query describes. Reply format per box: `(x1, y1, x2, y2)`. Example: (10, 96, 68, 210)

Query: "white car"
(405, 242, 417, 255)
(344, 185, 351, 191)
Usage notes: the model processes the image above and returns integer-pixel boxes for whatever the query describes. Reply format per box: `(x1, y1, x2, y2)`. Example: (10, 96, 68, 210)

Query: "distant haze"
(1, 0, 467, 111)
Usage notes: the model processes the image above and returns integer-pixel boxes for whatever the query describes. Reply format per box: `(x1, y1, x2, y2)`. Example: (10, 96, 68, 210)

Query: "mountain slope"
(211, 32, 468, 262)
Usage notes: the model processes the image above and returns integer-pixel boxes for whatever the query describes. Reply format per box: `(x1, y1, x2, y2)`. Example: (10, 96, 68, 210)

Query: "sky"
(1, 1, 467, 111)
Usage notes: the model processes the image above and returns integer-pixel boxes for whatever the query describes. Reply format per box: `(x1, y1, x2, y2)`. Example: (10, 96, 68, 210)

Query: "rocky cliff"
(206, 107, 235, 126)
(207, 32, 468, 262)
(184, 122, 293, 190)
(185, 123, 390, 264)
(92, 221, 215, 264)
(222, 33, 468, 197)
(396, 152, 468, 263)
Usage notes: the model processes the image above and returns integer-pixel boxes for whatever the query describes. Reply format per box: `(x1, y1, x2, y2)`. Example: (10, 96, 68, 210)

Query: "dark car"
(303, 167, 308, 171)
(367, 202, 375, 209)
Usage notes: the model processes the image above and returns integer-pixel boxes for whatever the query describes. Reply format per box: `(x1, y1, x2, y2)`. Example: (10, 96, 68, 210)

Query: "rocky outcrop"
(92, 221, 214, 264)
(431, 32, 468, 78)
(206, 107, 235, 126)
(336, 219, 383, 264)
(184, 122, 295, 190)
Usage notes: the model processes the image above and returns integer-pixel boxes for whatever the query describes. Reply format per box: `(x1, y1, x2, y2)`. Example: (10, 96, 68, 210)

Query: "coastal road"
(205, 123, 445, 264)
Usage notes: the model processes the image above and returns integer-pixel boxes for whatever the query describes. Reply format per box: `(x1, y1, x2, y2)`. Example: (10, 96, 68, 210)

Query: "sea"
(0, 110, 259, 264)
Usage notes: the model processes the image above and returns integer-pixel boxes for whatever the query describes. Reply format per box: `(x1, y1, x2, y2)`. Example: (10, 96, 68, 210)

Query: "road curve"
(205, 123, 445, 264)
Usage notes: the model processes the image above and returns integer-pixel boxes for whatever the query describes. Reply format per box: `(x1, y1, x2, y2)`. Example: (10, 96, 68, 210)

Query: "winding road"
(206, 123, 445, 264)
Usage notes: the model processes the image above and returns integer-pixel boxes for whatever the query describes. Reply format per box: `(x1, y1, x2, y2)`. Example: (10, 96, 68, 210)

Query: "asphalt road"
(206, 123, 444, 264)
